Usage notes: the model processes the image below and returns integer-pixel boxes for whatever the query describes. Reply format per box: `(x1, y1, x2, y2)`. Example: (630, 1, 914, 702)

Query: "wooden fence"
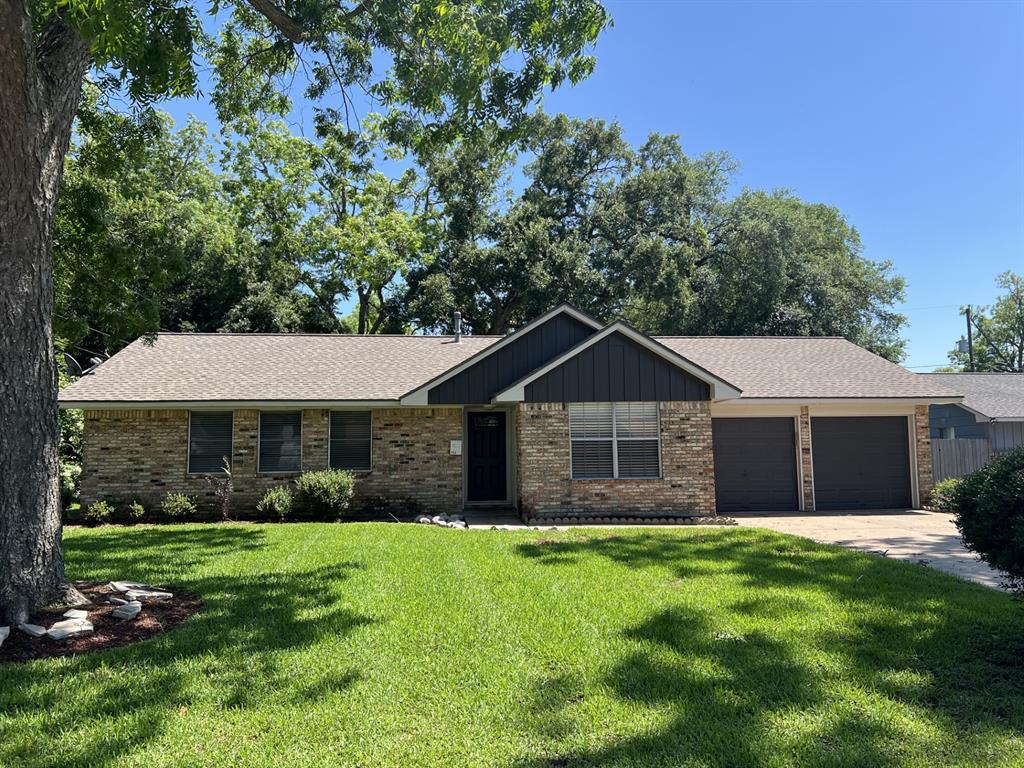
(931, 438, 992, 482)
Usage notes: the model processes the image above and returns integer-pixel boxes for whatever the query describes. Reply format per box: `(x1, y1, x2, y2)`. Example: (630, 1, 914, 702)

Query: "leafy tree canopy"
(948, 271, 1024, 372)
(403, 113, 908, 359)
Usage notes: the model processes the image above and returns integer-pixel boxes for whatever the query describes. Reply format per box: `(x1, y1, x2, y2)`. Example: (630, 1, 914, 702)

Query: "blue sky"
(164, 0, 1023, 368)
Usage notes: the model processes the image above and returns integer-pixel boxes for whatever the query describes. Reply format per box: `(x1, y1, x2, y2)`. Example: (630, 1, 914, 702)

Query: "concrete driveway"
(734, 510, 1005, 589)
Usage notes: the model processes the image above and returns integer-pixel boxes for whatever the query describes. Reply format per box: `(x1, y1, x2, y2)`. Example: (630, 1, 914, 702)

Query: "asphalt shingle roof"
(654, 336, 961, 400)
(918, 373, 1024, 419)
(59, 330, 963, 405)
(60, 333, 501, 404)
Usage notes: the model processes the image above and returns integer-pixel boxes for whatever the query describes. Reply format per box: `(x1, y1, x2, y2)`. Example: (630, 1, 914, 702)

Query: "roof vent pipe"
(453, 311, 462, 343)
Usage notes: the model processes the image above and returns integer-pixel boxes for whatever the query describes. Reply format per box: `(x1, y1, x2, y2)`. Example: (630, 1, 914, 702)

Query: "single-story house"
(921, 373, 1024, 453)
(59, 305, 963, 519)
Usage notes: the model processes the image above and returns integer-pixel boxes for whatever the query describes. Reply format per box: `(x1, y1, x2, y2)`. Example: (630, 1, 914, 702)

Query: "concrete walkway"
(733, 510, 1005, 589)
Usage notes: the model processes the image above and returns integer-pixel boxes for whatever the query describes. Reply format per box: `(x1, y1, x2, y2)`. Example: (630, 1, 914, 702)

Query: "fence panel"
(932, 438, 991, 482)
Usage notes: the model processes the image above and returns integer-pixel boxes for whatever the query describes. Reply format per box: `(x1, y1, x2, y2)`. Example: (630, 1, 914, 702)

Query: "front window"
(329, 411, 372, 471)
(188, 412, 233, 474)
(259, 412, 302, 473)
(569, 402, 660, 479)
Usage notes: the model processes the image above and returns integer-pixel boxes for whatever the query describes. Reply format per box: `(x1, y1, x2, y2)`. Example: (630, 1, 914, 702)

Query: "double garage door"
(712, 416, 912, 513)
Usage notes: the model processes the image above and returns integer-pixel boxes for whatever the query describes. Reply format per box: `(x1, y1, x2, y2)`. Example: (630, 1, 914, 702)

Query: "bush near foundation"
(295, 469, 356, 520)
(952, 447, 1024, 592)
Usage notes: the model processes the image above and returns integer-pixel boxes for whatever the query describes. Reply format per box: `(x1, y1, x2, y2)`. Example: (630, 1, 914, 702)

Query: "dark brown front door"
(467, 411, 507, 502)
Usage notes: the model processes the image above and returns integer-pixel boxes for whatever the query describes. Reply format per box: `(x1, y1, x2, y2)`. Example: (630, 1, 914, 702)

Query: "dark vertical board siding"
(524, 331, 711, 403)
(428, 313, 597, 404)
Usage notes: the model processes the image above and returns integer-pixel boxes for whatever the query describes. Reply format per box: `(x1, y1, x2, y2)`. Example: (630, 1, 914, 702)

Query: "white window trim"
(328, 410, 373, 472)
(257, 410, 303, 475)
(569, 402, 662, 480)
(186, 411, 234, 475)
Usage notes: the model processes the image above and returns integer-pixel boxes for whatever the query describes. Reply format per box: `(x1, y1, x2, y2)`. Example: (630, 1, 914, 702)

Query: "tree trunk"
(0, 3, 90, 624)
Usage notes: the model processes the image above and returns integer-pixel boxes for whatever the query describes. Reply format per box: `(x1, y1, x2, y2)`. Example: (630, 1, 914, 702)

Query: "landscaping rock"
(63, 608, 89, 620)
(112, 601, 142, 621)
(0, 626, 9, 647)
(108, 596, 129, 605)
(415, 515, 432, 524)
(46, 619, 93, 641)
(18, 623, 47, 638)
(109, 581, 151, 592)
(126, 588, 173, 602)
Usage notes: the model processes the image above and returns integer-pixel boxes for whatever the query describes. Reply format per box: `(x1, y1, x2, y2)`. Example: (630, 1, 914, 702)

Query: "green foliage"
(59, 460, 82, 512)
(405, 113, 908, 359)
(256, 486, 294, 522)
(84, 499, 114, 526)
(948, 271, 1024, 371)
(953, 448, 1024, 590)
(127, 501, 147, 523)
(161, 492, 198, 519)
(929, 477, 962, 511)
(6, 524, 1023, 765)
(295, 469, 356, 519)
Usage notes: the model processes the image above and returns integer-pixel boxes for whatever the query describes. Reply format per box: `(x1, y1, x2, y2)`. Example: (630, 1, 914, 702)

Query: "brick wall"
(81, 407, 463, 516)
(516, 401, 716, 518)
(798, 407, 815, 512)
(914, 404, 934, 503)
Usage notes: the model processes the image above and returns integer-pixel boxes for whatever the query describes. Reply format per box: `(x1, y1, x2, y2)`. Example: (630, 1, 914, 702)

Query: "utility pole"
(965, 305, 976, 372)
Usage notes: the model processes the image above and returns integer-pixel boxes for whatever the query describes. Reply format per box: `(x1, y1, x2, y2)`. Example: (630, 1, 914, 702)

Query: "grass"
(1, 524, 1022, 768)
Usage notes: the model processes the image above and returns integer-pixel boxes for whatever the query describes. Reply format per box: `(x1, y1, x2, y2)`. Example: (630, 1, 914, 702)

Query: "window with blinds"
(330, 411, 372, 471)
(569, 402, 660, 479)
(258, 412, 302, 473)
(188, 412, 233, 474)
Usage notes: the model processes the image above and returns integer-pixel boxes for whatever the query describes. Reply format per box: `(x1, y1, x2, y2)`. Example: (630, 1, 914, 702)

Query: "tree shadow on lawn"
(514, 530, 1024, 767)
(0, 527, 375, 768)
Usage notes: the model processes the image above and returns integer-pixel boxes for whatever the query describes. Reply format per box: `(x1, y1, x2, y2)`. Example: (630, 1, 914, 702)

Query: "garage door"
(811, 417, 911, 510)
(712, 418, 799, 513)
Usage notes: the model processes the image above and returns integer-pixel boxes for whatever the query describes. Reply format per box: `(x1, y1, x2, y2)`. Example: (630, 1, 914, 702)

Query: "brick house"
(59, 305, 962, 519)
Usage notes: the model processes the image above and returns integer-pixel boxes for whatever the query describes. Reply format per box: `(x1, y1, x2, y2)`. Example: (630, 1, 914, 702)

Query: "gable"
(523, 330, 711, 403)
(427, 311, 597, 404)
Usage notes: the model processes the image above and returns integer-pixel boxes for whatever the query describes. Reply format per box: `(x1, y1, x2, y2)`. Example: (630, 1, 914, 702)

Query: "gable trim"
(491, 322, 743, 403)
(399, 304, 603, 405)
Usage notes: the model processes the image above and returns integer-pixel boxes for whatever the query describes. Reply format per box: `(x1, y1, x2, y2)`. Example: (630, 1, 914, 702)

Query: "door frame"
(462, 406, 515, 507)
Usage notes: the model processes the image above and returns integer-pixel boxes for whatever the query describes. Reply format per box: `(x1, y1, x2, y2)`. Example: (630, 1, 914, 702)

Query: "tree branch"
(245, 0, 308, 43)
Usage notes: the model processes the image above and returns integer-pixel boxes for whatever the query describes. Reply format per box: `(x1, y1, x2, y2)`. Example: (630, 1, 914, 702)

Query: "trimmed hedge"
(953, 447, 1024, 591)
(295, 469, 356, 520)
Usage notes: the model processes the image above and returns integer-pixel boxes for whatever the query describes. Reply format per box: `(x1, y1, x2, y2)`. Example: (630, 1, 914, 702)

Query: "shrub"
(59, 459, 81, 511)
(929, 477, 963, 511)
(205, 458, 234, 521)
(84, 499, 114, 526)
(257, 486, 294, 522)
(295, 469, 356, 519)
(953, 447, 1024, 591)
(127, 501, 146, 523)
(162, 491, 198, 519)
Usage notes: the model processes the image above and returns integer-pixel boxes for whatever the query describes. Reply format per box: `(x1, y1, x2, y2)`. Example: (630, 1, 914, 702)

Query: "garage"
(811, 417, 912, 510)
(712, 417, 799, 513)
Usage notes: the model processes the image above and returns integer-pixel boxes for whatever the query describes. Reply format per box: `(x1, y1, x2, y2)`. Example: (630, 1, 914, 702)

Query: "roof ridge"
(654, 335, 847, 340)
(151, 332, 504, 338)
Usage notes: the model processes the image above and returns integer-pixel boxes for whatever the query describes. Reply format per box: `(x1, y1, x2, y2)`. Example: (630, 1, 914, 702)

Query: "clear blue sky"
(165, 0, 1023, 369)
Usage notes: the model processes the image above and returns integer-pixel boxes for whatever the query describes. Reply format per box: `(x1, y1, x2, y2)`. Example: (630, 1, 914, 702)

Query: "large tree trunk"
(0, 3, 90, 624)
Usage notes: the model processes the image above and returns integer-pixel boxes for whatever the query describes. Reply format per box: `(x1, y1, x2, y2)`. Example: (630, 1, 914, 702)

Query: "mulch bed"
(0, 581, 202, 665)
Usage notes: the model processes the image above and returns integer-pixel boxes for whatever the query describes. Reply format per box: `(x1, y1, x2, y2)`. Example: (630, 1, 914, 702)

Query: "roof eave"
(59, 399, 402, 410)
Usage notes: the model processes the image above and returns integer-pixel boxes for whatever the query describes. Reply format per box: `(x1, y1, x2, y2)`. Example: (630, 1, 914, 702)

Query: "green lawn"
(1, 524, 1022, 768)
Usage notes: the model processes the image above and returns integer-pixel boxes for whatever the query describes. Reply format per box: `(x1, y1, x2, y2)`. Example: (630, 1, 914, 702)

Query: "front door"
(466, 411, 507, 503)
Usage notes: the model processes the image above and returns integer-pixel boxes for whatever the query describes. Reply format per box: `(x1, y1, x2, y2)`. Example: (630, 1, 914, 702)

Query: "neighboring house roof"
(59, 333, 501, 406)
(919, 373, 1024, 420)
(654, 336, 961, 400)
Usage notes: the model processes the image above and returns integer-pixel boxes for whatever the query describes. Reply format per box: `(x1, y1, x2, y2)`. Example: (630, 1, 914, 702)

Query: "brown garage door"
(712, 418, 799, 513)
(811, 417, 912, 510)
